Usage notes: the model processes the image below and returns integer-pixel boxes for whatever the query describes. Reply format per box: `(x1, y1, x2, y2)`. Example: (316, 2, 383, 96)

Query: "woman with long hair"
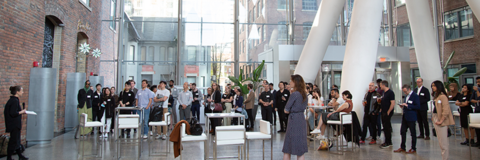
(431, 80, 455, 160)
(4, 86, 28, 160)
(208, 83, 223, 135)
(448, 83, 461, 101)
(456, 84, 475, 145)
(282, 75, 308, 160)
(306, 88, 323, 132)
(101, 88, 116, 138)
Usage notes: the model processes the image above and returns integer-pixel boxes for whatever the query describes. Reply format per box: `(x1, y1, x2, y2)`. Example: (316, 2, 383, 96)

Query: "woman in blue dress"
(282, 74, 308, 160)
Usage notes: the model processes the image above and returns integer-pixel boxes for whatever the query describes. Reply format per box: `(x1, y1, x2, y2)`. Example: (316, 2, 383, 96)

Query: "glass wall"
(113, 0, 395, 92)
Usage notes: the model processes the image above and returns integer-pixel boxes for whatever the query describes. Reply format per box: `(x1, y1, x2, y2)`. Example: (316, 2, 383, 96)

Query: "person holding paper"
(4, 86, 28, 160)
(394, 85, 420, 154)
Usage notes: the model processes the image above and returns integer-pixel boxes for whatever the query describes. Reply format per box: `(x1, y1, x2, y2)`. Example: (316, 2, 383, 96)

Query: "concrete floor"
(6, 115, 480, 160)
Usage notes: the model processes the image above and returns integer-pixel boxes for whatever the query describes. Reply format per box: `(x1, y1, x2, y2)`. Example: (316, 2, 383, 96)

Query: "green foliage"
(228, 60, 266, 96)
(442, 51, 467, 91)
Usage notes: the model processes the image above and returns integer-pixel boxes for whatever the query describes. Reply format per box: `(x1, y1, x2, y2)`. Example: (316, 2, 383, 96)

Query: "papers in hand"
(25, 111, 37, 115)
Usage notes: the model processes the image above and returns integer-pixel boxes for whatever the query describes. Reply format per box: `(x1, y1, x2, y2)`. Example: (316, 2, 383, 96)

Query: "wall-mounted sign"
(77, 20, 91, 31)
(184, 65, 199, 77)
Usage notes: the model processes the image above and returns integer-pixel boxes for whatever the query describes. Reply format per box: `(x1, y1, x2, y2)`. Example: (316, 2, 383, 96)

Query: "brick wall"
(392, 0, 480, 74)
(0, 0, 116, 144)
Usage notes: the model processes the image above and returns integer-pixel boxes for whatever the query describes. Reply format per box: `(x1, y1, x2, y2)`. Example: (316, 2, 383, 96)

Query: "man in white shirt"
(154, 81, 170, 140)
(178, 82, 193, 121)
(328, 89, 344, 110)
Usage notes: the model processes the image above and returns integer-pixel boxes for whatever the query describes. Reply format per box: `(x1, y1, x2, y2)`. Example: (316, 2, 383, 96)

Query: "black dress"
(459, 94, 473, 128)
(4, 96, 22, 155)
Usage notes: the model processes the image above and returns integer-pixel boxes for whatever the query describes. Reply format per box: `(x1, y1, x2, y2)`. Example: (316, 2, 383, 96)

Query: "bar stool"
(452, 111, 463, 139)
(326, 112, 354, 154)
(214, 125, 246, 160)
(179, 123, 208, 160)
(78, 113, 105, 160)
(148, 112, 171, 156)
(245, 120, 272, 160)
(116, 114, 141, 159)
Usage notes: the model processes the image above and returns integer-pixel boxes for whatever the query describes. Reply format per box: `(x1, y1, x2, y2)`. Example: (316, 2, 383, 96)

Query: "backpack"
(149, 106, 164, 122)
(189, 117, 203, 135)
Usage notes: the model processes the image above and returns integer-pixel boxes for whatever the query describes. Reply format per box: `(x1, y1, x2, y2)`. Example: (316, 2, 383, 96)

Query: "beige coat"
(433, 94, 455, 126)
(244, 90, 255, 110)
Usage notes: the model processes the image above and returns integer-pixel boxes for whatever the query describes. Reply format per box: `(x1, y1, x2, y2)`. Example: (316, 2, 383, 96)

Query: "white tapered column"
(405, 0, 443, 89)
(466, 0, 480, 22)
(339, 0, 384, 123)
(293, 0, 345, 83)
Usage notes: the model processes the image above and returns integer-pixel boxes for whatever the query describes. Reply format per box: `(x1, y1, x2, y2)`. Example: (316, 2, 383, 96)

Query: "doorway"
(76, 33, 89, 73)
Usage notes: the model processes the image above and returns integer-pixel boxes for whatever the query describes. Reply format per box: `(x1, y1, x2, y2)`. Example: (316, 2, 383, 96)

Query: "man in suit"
(269, 83, 277, 125)
(244, 84, 256, 131)
(413, 78, 431, 140)
(394, 84, 420, 154)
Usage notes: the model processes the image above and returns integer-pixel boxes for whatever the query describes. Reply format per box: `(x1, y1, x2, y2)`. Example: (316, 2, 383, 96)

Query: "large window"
(278, 0, 287, 10)
(397, 23, 413, 47)
(110, 0, 116, 29)
(141, 46, 146, 61)
(302, 0, 317, 10)
(445, 7, 473, 41)
(395, 0, 405, 6)
(278, 21, 288, 40)
(303, 22, 313, 40)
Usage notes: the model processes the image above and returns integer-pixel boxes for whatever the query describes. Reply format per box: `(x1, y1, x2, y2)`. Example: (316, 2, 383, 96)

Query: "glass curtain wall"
(114, 0, 391, 91)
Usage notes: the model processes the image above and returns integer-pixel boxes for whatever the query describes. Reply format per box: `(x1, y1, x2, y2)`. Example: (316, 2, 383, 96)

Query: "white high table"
(204, 113, 246, 159)
(114, 107, 144, 160)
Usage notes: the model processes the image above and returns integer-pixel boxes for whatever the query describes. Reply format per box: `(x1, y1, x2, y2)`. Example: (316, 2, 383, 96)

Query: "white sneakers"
(99, 133, 109, 138)
(143, 135, 148, 139)
(316, 134, 326, 139)
(156, 134, 167, 140)
(310, 129, 321, 134)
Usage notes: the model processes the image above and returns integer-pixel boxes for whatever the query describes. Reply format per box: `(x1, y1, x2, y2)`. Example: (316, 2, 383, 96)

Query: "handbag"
(189, 117, 203, 135)
(0, 135, 9, 156)
(214, 103, 223, 112)
(212, 92, 223, 112)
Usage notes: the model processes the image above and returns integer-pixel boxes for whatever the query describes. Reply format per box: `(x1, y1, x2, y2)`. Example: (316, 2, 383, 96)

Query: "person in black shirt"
(360, 82, 381, 144)
(92, 84, 103, 123)
(209, 83, 223, 135)
(190, 83, 203, 121)
(222, 86, 234, 125)
(4, 86, 28, 160)
(456, 84, 475, 146)
(380, 80, 395, 149)
(448, 83, 462, 101)
(269, 83, 277, 125)
(77, 80, 94, 136)
(259, 84, 274, 124)
(275, 81, 290, 132)
(118, 82, 135, 138)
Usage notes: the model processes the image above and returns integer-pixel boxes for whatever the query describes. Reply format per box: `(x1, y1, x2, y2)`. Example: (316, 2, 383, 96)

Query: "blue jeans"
(191, 103, 201, 121)
(141, 108, 150, 136)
